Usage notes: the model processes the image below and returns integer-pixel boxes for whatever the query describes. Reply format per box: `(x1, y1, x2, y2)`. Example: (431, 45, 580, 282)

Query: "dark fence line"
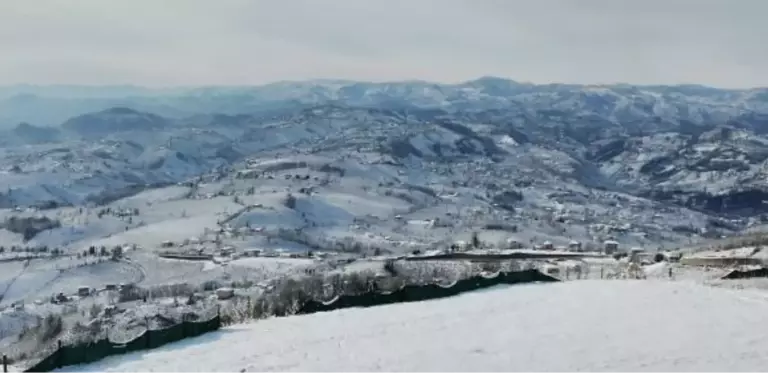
(21, 314, 221, 373)
(298, 268, 558, 314)
(15, 268, 558, 372)
(721, 267, 768, 280)
(157, 252, 214, 261)
(404, 252, 601, 262)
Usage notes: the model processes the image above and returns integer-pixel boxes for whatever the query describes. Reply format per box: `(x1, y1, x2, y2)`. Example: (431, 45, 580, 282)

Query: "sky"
(1, 0, 766, 88)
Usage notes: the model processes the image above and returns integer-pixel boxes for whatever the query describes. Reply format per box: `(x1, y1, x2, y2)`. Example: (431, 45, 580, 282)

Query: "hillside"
(0, 78, 768, 320)
(1, 83, 767, 251)
(59, 280, 768, 372)
(4, 78, 768, 371)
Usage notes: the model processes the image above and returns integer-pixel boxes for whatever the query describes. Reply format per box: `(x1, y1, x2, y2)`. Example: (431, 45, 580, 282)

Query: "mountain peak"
(60, 107, 169, 137)
(103, 107, 142, 115)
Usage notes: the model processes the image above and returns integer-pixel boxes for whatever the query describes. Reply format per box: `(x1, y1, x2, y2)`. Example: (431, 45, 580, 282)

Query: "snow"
(0, 98, 724, 265)
(61, 280, 768, 372)
(0, 229, 24, 246)
(692, 247, 758, 258)
(113, 186, 191, 207)
(642, 262, 671, 278)
(5, 80, 768, 369)
(81, 215, 220, 249)
(228, 257, 314, 270)
(0, 258, 142, 306)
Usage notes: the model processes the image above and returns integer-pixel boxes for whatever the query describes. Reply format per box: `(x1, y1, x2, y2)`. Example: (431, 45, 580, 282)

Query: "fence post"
(3, 354, 7, 373)
(145, 317, 151, 349)
(57, 340, 62, 369)
(181, 314, 187, 339)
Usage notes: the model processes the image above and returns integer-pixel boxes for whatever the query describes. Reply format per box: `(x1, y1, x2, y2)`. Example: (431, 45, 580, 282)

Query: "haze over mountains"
(2, 77, 768, 127)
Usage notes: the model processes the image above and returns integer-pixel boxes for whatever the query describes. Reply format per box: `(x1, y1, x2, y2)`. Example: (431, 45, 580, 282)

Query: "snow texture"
(59, 280, 768, 372)
(4, 78, 768, 370)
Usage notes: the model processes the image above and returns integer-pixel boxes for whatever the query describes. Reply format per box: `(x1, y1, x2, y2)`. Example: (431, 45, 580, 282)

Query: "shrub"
(471, 232, 481, 249)
(89, 303, 104, 319)
(39, 314, 63, 342)
(283, 193, 297, 209)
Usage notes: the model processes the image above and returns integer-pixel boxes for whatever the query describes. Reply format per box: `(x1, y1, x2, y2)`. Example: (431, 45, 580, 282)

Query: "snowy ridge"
(2, 78, 768, 126)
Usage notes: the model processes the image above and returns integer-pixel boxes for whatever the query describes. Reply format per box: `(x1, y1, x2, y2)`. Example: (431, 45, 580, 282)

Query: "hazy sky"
(1, 0, 766, 88)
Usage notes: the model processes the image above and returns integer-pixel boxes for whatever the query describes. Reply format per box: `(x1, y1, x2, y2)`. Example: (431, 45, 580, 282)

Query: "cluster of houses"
(529, 239, 620, 254)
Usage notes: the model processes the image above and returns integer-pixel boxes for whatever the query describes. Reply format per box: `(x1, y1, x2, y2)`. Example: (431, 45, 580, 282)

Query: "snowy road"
(61, 280, 768, 372)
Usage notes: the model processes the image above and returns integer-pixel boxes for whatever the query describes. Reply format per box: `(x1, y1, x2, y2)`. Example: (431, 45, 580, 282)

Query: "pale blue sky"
(1, 0, 765, 87)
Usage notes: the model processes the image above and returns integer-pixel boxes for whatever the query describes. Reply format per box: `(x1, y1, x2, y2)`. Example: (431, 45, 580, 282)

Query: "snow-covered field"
(58, 280, 768, 372)
(4, 80, 768, 371)
(0, 128, 739, 312)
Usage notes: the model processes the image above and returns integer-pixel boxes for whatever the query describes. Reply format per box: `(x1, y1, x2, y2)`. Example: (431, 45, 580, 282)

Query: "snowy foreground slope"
(60, 280, 768, 372)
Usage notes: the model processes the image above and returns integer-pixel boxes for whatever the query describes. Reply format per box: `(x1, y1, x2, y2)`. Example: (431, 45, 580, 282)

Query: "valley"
(2, 78, 768, 369)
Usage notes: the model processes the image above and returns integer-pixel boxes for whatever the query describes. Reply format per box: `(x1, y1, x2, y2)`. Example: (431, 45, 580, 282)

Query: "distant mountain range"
(1, 77, 767, 127)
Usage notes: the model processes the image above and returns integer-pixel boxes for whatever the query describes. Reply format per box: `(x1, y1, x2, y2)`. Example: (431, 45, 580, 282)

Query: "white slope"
(61, 280, 768, 372)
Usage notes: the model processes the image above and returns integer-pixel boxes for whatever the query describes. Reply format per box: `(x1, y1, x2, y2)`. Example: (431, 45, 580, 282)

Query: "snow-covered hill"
(0, 104, 720, 253)
(59, 280, 768, 372)
(3, 79, 768, 218)
(0, 90, 763, 250)
(2, 77, 768, 316)
(5, 78, 768, 371)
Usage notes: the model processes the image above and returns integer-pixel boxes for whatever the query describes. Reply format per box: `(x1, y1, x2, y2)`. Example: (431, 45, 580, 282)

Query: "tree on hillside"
(284, 193, 297, 209)
(471, 231, 481, 249)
